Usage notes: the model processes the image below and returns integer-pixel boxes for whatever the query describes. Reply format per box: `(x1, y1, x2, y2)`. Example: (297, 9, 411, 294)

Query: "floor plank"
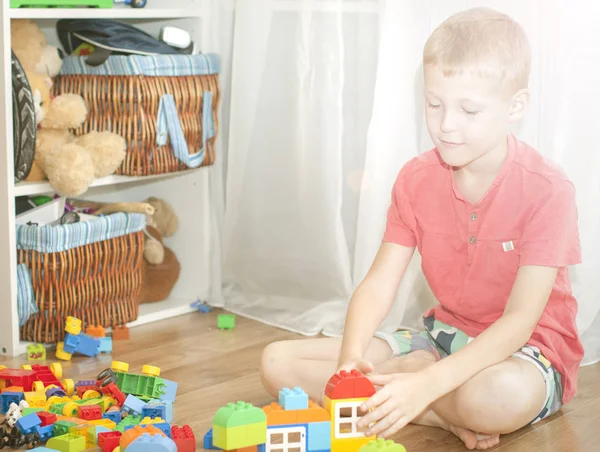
(0, 309, 598, 451)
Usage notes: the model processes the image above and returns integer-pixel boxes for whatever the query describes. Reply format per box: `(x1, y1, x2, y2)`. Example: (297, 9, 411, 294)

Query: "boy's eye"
(463, 109, 479, 116)
(427, 103, 442, 109)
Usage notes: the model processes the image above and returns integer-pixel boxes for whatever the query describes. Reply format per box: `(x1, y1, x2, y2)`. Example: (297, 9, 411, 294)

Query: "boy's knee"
(455, 365, 543, 433)
(260, 341, 291, 378)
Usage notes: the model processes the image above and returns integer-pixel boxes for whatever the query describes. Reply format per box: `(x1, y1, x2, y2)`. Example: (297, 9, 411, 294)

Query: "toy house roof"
(324, 370, 375, 400)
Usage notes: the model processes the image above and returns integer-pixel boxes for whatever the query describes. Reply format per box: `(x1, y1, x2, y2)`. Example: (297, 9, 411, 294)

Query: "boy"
(259, 7, 582, 451)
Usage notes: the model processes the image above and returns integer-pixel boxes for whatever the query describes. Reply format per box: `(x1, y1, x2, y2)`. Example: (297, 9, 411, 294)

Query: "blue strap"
(17, 264, 38, 326)
(156, 92, 214, 168)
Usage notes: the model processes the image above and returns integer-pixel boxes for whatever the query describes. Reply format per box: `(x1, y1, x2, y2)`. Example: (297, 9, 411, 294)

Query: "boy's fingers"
(368, 373, 393, 386)
(359, 388, 389, 413)
(358, 398, 393, 429)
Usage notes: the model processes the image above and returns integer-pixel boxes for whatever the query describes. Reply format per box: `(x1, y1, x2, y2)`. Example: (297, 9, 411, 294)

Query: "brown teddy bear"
(11, 19, 127, 196)
(25, 71, 126, 196)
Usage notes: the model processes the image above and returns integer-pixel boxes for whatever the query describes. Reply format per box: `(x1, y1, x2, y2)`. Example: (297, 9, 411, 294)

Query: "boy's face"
(423, 65, 526, 169)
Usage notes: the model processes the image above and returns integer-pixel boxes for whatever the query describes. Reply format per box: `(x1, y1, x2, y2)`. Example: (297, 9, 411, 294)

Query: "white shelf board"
(14, 170, 196, 197)
(9, 5, 202, 19)
(127, 296, 197, 328)
(274, 0, 379, 13)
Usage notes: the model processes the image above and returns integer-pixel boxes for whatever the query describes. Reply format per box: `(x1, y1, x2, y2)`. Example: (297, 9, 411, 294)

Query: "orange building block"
(120, 425, 165, 449)
(85, 326, 106, 338)
(263, 400, 329, 426)
(112, 326, 130, 340)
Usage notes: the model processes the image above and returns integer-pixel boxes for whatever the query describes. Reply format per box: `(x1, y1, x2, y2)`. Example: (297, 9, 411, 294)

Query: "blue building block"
(308, 421, 331, 452)
(127, 433, 177, 452)
(103, 411, 122, 424)
(203, 428, 221, 450)
(142, 403, 166, 420)
(158, 379, 178, 403)
(75, 333, 100, 357)
(98, 337, 112, 353)
(1, 392, 24, 414)
(150, 422, 171, 438)
(17, 413, 42, 434)
(279, 387, 309, 410)
(28, 448, 58, 451)
(63, 332, 80, 354)
(123, 394, 146, 416)
(35, 424, 54, 442)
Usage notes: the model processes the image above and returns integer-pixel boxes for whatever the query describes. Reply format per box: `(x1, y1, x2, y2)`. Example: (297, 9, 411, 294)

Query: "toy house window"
(334, 401, 367, 438)
(267, 425, 306, 452)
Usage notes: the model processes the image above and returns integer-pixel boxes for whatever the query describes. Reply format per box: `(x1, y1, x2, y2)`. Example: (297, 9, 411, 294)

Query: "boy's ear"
(508, 89, 530, 122)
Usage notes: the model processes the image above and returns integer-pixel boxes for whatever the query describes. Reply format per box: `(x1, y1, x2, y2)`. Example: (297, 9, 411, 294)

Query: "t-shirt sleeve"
(519, 180, 581, 267)
(382, 162, 417, 247)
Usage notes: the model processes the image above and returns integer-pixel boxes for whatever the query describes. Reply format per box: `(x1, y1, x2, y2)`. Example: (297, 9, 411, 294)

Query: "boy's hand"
(336, 358, 375, 375)
(357, 371, 436, 438)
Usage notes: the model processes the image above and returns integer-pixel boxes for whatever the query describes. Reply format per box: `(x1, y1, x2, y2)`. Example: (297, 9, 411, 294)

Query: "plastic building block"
(112, 325, 130, 340)
(279, 387, 309, 410)
(203, 428, 219, 450)
(127, 432, 177, 452)
(171, 425, 195, 452)
(212, 401, 267, 450)
(143, 403, 167, 420)
(1, 391, 24, 414)
(158, 379, 178, 403)
(0, 368, 37, 392)
(324, 369, 376, 400)
(119, 424, 166, 449)
(123, 394, 146, 416)
(86, 326, 106, 338)
(65, 317, 82, 336)
(262, 400, 329, 425)
(78, 404, 102, 420)
(46, 433, 86, 451)
(98, 430, 122, 452)
(359, 438, 407, 451)
(103, 410, 121, 424)
(191, 299, 212, 312)
(37, 411, 57, 426)
(308, 420, 331, 451)
(217, 314, 235, 330)
(16, 412, 42, 434)
(27, 344, 46, 361)
(98, 337, 112, 353)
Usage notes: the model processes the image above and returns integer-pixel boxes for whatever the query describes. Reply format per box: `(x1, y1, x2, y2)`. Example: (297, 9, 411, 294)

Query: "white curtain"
(221, 0, 600, 366)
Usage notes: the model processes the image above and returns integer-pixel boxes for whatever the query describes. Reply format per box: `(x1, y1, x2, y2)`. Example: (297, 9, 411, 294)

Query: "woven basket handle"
(156, 92, 214, 168)
(17, 263, 39, 327)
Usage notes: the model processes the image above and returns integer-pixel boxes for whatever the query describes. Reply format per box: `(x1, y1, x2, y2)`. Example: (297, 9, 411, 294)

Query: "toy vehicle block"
(171, 425, 195, 452)
(31, 364, 64, 390)
(46, 432, 86, 451)
(126, 432, 178, 452)
(212, 401, 267, 450)
(112, 325, 130, 340)
(359, 438, 407, 451)
(324, 369, 376, 400)
(0, 368, 37, 392)
(86, 325, 106, 338)
(27, 344, 46, 362)
(98, 430, 122, 452)
(217, 314, 235, 330)
(279, 386, 309, 410)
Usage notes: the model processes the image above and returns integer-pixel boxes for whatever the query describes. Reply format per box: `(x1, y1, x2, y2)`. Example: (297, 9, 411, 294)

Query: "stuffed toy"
(25, 71, 126, 196)
(68, 197, 181, 303)
(11, 19, 127, 196)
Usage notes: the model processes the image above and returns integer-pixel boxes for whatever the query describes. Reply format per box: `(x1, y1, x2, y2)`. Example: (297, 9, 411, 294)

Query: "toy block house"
(323, 370, 376, 452)
(212, 401, 267, 451)
(262, 387, 330, 452)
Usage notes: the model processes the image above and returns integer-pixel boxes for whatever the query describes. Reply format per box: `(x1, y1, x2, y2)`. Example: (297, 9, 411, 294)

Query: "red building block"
(78, 404, 102, 420)
(36, 411, 57, 427)
(77, 384, 100, 398)
(0, 369, 37, 392)
(98, 431, 122, 452)
(32, 365, 64, 390)
(324, 369, 376, 400)
(172, 425, 195, 452)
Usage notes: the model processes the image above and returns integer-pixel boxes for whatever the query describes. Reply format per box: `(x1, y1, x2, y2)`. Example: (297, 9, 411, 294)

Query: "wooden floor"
(1, 309, 599, 451)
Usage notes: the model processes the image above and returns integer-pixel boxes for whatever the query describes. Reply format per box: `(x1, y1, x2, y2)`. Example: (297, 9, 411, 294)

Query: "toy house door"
(266, 425, 306, 452)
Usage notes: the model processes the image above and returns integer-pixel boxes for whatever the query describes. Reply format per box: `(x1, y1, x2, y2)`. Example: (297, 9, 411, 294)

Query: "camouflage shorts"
(375, 315, 562, 424)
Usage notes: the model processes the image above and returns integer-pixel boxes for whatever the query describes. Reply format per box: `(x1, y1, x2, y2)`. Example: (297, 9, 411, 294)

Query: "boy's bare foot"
(414, 410, 500, 450)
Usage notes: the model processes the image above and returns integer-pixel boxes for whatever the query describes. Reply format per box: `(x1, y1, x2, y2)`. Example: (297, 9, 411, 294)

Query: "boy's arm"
(423, 264, 558, 400)
(337, 241, 415, 368)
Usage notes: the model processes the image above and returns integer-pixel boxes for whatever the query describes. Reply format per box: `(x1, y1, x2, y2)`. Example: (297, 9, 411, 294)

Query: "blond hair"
(423, 7, 531, 95)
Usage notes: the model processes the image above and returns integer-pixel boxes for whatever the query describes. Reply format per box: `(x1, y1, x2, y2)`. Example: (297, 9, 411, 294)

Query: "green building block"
(27, 343, 46, 361)
(359, 438, 407, 452)
(49, 403, 67, 415)
(47, 433, 86, 452)
(53, 420, 78, 436)
(212, 401, 267, 450)
(114, 371, 167, 399)
(115, 414, 142, 432)
(10, 0, 112, 7)
(218, 314, 235, 330)
(22, 407, 45, 416)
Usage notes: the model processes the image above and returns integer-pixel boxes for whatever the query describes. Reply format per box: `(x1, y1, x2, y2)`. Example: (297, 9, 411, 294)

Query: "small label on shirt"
(502, 241, 515, 252)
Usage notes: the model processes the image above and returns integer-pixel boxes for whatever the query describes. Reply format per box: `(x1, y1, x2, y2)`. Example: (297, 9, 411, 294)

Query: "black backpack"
(57, 19, 182, 66)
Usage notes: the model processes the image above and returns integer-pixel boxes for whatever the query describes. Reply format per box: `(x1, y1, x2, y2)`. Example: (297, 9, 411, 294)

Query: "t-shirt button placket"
(469, 236, 477, 245)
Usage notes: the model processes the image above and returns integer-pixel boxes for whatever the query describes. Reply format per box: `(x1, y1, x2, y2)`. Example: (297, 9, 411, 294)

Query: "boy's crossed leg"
(260, 336, 547, 450)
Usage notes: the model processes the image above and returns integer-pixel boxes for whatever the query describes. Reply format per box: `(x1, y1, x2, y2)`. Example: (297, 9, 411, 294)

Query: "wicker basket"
(53, 53, 221, 176)
(16, 212, 146, 344)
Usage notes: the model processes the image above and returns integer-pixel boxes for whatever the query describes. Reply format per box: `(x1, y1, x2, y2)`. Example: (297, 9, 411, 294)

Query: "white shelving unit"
(0, 0, 223, 356)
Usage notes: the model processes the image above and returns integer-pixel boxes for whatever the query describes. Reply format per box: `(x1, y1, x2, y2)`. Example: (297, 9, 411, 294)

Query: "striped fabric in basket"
(16, 213, 147, 344)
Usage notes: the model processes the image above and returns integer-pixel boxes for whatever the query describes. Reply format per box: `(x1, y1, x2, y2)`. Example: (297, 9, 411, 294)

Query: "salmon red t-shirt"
(383, 134, 583, 404)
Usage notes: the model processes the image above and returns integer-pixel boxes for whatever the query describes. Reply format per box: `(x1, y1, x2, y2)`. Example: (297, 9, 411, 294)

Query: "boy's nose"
(440, 112, 457, 133)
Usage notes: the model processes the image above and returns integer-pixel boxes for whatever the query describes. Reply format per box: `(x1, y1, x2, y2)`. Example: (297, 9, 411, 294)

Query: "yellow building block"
(325, 396, 375, 452)
(213, 422, 267, 450)
(47, 433, 86, 452)
(24, 392, 47, 408)
(89, 418, 117, 430)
